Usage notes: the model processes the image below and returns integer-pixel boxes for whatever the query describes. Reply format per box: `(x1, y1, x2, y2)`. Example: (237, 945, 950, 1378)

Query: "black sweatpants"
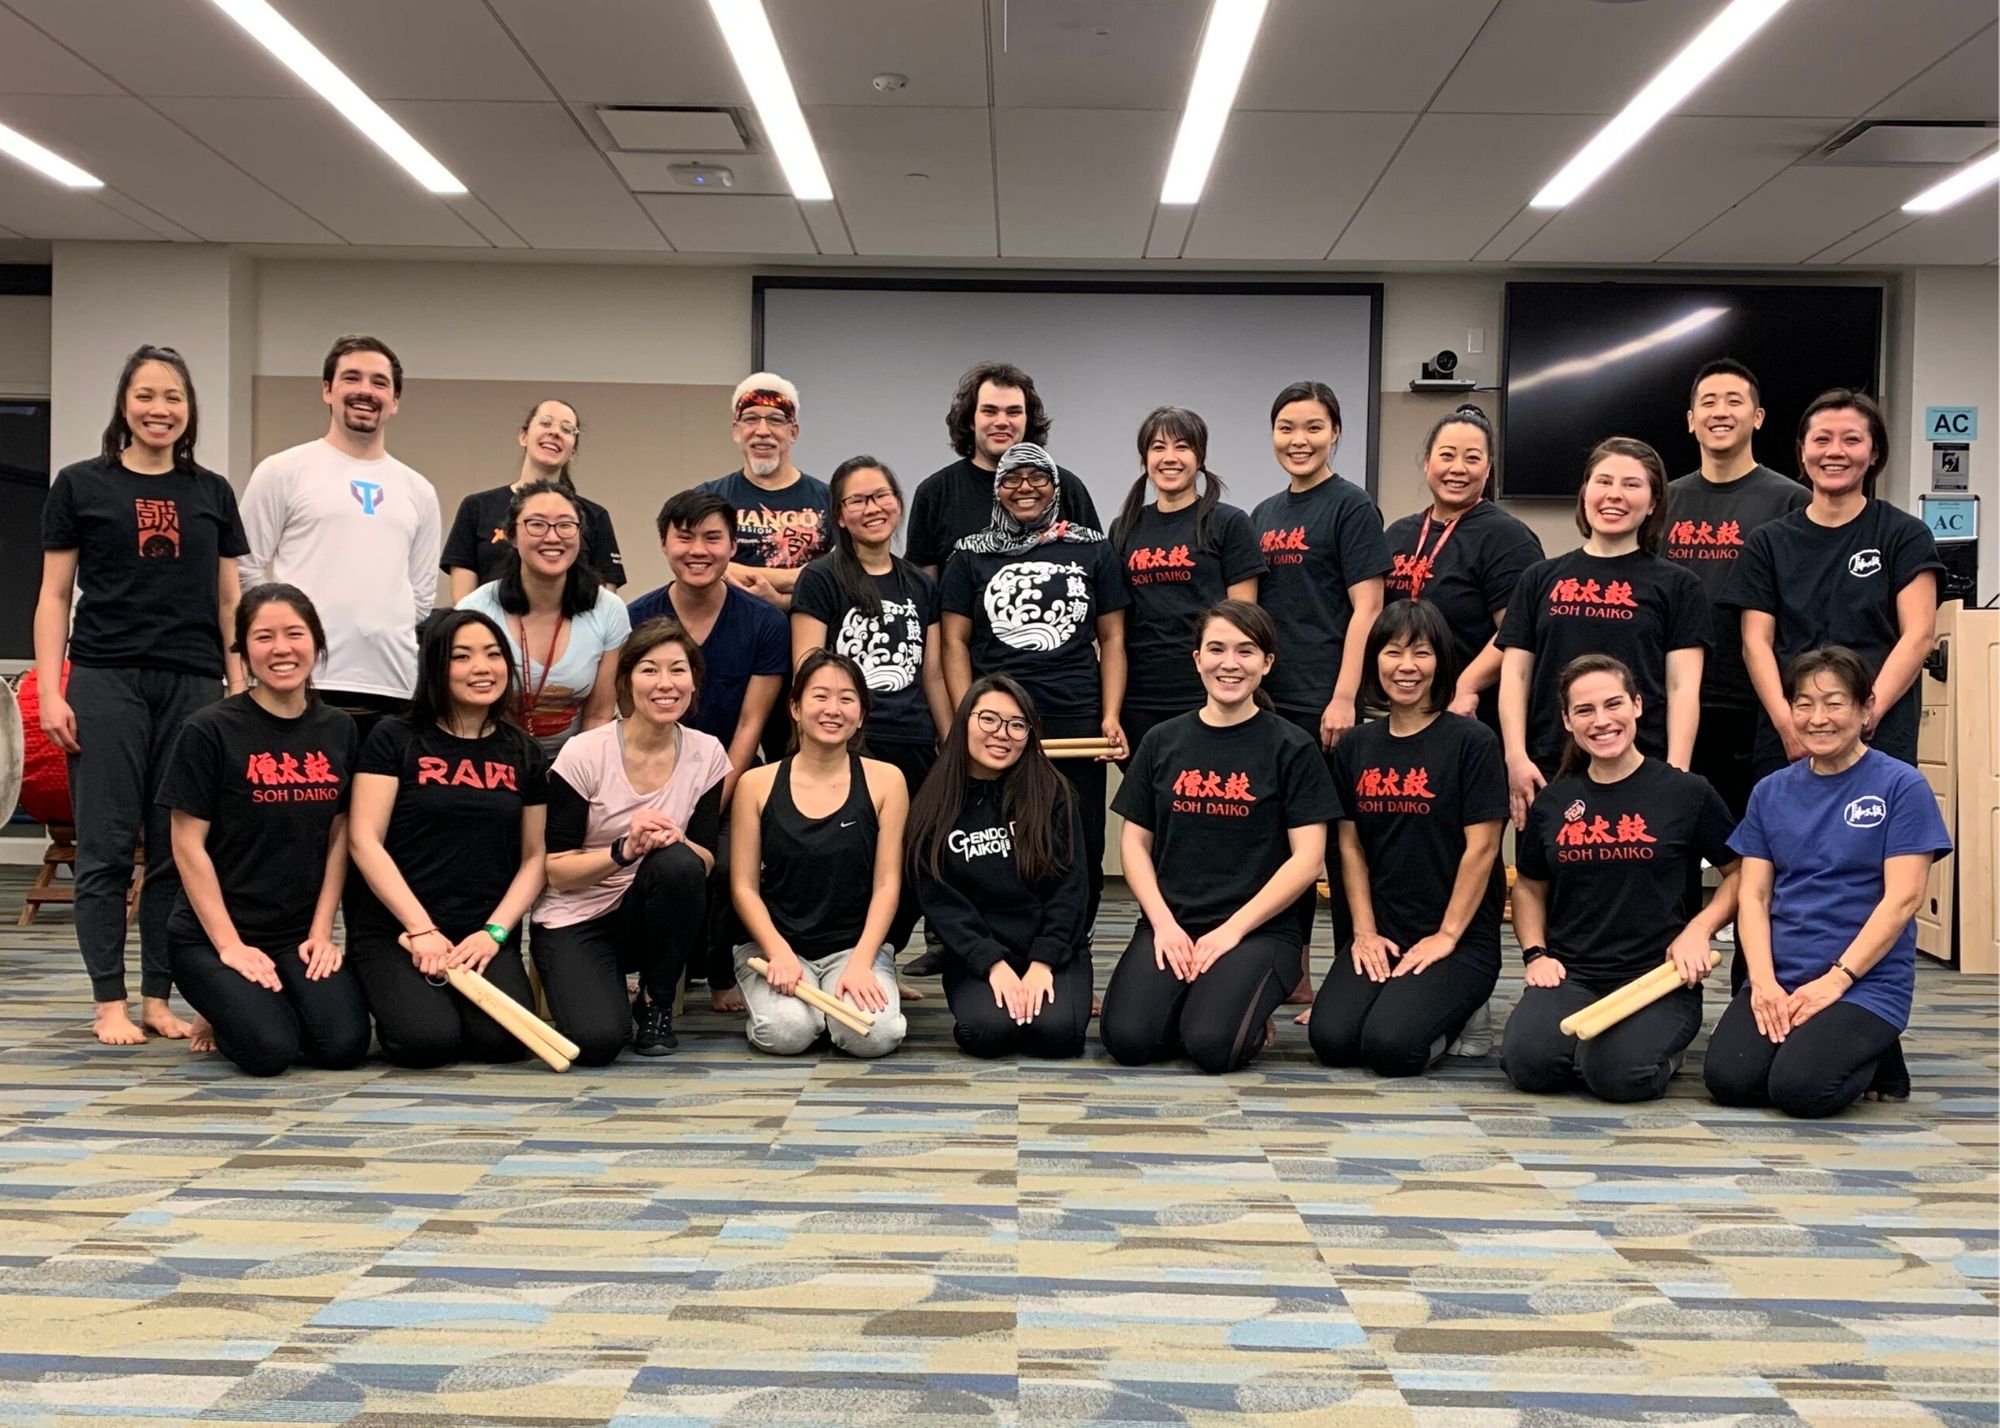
(1045, 715, 1109, 931)
(531, 843, 707, 1066)
(65, 663, 218, 1002)
(347, 924, 536, 1068)
(1688, 704, 1758, 932)
(1502, 975, 1702, 1103)
(1279, 708, 1350, 961)
(701, 807, 741, 988)
(1309, 945, 1498, 1076)
(168, 933, 372, 1077)
(1703, 992, 1902, 1119)
(1099, 925, 1302, 1074)
(870, 737, 938, 952)
(942, 950, 1093, 1059)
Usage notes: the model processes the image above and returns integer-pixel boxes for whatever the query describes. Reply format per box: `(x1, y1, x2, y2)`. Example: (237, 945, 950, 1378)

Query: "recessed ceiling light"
(206, 0, 465, 194)
(1160, 0, 1271, 206)
(1530, 0, 1793, 209)
(0, 119, 100, 188)
(1902, 150, 2000, 213)
(706, 0, 833, 202)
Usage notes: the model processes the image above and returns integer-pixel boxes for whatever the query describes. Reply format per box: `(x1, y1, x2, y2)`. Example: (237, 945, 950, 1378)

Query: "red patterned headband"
(734, 389, 796, 423)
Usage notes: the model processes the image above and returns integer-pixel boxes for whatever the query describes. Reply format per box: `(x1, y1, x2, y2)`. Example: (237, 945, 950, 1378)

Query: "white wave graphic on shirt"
(835, 597, 923, 693)
(983, 560, 1089, 653)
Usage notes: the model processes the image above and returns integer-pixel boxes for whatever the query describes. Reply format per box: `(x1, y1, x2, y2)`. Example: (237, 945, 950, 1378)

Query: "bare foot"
(896, 978, 925, 1002)
(1292, 1005, 1312, 1026)
(1263, 1017, 1277, 1050)
(141, 997, 194, 1040)
(92, 1002, 146, 1046)
(709, 985, 747, 1015)
(1283, 949, 1314, 1005)
(188, 1017, 216, 1054)
(1090, 994, 1102, 1019)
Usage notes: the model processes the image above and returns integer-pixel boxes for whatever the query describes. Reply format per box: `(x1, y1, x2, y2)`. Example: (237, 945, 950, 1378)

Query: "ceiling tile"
(5, 0, 308, 98)
(636, 193, 815, 254)
(1843, 193, 1998, 263)
(799, 201, 852, 256)
(0, 5, 122, 95)
(0, 165, 167, 240)
(1183, 111, 1411, 260)
(1666, 163, 1959, 264)
(486, 0, 741, 107)
(1239, 0, 1498, 112)
(1805, 210, 1916, 263)
(274, 0, 551, 101)
(1334, 112, 1596, 261)
(1688, 0, 1994, 118)
(771, 0, 987, 108)
(1145, 203, 1192, 259)
(993, 108, 1174, 258)
(442, 194, 529, 248)
(609, 150, 791, 196)
(809, 105, 994, 257)
(1475, 207, 1554, 262)
(386, 100, 669, 250)
(1869, 22, 2000, 121)
(1432, 0, 1715, 116)
(991, 0, 1204, 110)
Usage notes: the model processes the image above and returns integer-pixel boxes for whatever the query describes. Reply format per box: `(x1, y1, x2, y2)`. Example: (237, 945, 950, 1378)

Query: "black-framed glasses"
(521, 517, 580, 538)
(840, 489, 897, 512)
(973, 709, 1030, 739)
(996, 471, 1053, 491)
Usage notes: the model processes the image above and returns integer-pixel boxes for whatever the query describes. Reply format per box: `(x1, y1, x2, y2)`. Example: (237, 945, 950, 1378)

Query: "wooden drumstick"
(1045, 741, 1119, 760)
(398, 933, 578, 1070)
(746, 955, 876, 1036)
(1559, 950, 1720, 1042)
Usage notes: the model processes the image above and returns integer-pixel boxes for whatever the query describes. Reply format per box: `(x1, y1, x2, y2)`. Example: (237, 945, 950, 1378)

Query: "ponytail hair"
(1194, 598, 1278, 712)
(826, 455, 915, 620)
(1114, 406, 1227, 555)
(232, 582, 328, 702)
(1554, 653, 1639, 780)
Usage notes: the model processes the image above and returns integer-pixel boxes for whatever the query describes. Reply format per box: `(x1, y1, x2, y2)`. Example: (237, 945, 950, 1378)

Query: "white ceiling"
(0, 0, 1991, 266)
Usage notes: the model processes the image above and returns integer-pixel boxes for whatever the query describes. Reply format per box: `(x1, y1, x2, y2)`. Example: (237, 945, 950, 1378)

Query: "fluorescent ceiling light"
(206, 0, 465, 194)
(1160, 0, 1271, 205)
(0, 119, 100, 188)
(1902, 150, 2000, 213)
(1510, 306, 1729, 393)
(706, 0, 832, 202)
(1530, 0, 1792, 209)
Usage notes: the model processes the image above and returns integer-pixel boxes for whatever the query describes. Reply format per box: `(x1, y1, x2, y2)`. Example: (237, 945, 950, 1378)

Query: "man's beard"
(746, 451, 782, 478)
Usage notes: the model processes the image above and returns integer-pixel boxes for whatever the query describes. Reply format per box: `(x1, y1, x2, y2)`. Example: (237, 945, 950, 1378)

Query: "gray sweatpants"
(65, 663, 218, 1002)
(732, 943, 907, 1058)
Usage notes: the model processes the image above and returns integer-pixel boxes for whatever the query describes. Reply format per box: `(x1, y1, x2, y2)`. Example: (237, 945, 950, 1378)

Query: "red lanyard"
(1406, 504, 1471, 601)
(514, 614, 566, 725)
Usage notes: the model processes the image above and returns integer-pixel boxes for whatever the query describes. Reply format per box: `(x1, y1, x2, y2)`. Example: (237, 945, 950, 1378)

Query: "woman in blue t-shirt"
(1705, 646, 1951, 1117)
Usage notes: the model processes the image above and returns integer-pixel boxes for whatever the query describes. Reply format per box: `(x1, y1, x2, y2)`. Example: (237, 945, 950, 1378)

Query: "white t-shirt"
(238, 439, 441, 699)
(458, 581, 632, 752)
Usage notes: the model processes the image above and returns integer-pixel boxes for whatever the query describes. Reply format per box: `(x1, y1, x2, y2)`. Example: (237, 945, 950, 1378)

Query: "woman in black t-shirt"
(443, 399, 625, 600)
(907, 674, 1092, 1060)
(162, 585, 368, 1076)
(730, 651, 910, 1058)
(1306, 600, 1507, 1076)
(35, 345, 249, 1047)
(1503, 655, 1741, 1103)
(1101, 601, 1338, 1074)
(1498, 436, 1709, 828)
(940, 441, 1130, 927)
(1110, 407, 1264, 750)
(345, 610, 550, 1068)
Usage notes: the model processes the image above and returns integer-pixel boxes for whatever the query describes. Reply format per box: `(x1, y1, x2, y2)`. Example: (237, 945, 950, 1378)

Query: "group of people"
(33, 338, 1952, 1120)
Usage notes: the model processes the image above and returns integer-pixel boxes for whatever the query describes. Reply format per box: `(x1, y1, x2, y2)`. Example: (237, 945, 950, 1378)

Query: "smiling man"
(238, 335, 440, 744)
(695, 373, 830, 613)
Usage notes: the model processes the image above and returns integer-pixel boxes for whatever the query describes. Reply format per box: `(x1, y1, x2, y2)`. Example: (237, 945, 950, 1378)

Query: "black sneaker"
(633, 1001, 678, 1056)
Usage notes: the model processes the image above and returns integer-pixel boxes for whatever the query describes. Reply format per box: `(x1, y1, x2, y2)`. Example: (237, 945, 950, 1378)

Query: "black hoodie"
(915, 773, 1089, 975)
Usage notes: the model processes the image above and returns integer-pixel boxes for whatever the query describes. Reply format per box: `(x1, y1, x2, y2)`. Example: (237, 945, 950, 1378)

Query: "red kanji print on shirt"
(1546, 575, 1640, 621)
(1126, 544, 1198, 584)
(1387, 551, 1433, 596)
(1666, 518, 1744, 563)
(1351, 765, 1435, 814)
(1555, 804, 1657, 861)
(135, 497, 181, 558)
(244, 748, 343, 803)
(1260, 527, 1309, 565)
(1170, 767, 1258, 817)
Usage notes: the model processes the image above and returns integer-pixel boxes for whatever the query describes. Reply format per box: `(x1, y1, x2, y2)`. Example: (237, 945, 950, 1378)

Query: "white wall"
(1900, 267, 1998, 601)
(0, 295, 51, 397)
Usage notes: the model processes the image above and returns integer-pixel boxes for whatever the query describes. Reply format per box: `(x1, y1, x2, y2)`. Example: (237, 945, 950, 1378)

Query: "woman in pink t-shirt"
(532, 619, 732, 1062)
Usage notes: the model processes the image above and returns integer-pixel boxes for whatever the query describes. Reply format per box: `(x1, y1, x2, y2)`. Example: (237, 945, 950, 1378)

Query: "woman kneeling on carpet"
(533, 619, 730, 1064)
(1704, 646, 1950, 1116)
(731, 650, 909, 1057)
(1099, 600, 1337, 1073)
(907, 674, 1091, 1059)
(162, 584, 369, 1076)
(1502, 655, 1739, 1103)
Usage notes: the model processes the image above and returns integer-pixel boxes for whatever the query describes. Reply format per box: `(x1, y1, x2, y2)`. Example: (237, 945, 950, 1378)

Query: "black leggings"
(1703, 992, 1902, 1118)
(870, 737, 939, 952)
(347, 925, 536, 1068)
(168, 932, 372, 1077)
(942, 950, 1094, 1059)
(1309, 944, 1497, 1076)
(1279, 708, 1349, 957)
(1502, 975, 1702, 1103)
(702, 808, 739, 986)
(531, 843, 707, 1066)
(1099, 925, 1301, 1074)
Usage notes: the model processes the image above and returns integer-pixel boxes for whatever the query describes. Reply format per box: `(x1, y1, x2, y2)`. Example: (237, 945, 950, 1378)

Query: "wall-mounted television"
(1499, 282, 1883, 499)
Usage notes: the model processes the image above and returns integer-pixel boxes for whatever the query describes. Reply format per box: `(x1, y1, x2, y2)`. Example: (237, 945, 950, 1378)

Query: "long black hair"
(906, 673, 1075, 886)
(494, 479, 603, 618)
(232, 582, 328, 701)
(1554, 653, 1639, 780)
(1113, 406, 1228, 556)
(826, 455, 920, 620)
(1360, 599, 1463, 716)
(403, 608, 534, 760)
(101, 344, 200, 470)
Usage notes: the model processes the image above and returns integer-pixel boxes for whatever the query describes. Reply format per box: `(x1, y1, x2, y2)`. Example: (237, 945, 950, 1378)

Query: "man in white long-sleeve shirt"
(239, 335, 440, 742)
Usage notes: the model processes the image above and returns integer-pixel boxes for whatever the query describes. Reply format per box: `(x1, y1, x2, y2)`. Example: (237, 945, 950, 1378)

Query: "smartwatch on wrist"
(483, 923, 509, 946)
(1521, 945, 1549, 965)
(610, 835, 636, 867)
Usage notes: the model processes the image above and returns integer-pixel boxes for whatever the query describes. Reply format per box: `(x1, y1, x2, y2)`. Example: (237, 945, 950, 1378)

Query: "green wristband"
(483, 923, 509, 945)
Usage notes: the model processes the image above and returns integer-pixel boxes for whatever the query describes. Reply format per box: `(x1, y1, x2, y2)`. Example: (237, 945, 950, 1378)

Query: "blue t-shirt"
(1729, 747, 1952, 1031)
(626, 583, 788, 746)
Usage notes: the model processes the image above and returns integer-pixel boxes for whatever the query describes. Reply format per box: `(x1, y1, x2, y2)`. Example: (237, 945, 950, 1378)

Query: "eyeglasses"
(996, 471, 1053, 492)
(734, 413, 793, 431)
(521, 517, 580, 538)
(973, 709, 1030, 739)
(533, 419, 580, 437)
(840, 489, 897, 512)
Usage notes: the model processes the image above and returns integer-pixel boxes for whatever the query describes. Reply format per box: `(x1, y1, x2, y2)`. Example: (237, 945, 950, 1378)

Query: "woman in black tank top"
(730, 650, 910, 1057)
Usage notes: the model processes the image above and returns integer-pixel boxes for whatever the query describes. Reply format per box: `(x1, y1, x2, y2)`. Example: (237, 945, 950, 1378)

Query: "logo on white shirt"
(1847, 548, 1882, 578)
(350, 479, 385, 516)
(1843, 794, 1887, 828)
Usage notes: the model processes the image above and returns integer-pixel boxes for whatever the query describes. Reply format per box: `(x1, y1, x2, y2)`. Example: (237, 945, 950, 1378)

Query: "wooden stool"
(17, 824, 143, 927)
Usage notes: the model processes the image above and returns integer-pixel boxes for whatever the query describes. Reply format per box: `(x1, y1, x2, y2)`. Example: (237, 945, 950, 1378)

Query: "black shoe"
(1865, 1038, 1909, 1101)
(902, 948, 947, 978)
(633, 1001, 678, 1056)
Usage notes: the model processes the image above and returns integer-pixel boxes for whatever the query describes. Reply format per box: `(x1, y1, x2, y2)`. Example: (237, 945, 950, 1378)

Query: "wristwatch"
(609, 835, 636, 867)
(483, 922, 509, 946)
(1521, 945, 1549, 965)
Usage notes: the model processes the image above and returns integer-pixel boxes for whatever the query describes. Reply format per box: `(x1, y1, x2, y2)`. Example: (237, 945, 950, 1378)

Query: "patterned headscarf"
(953, 442, 1106, 556)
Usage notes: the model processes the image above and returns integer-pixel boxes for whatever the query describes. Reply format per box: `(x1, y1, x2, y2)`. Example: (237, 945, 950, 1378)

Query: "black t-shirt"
(695, 469, 832, 571)
(1516, 758, 1737, 985)
(441, 484, 625, 588)
(158, 694, 357, 949)
(1116, 501, 1266, 713)
(906, 457, 1104, 572)
(1332, 714, 1508, 969)
(791, 556, 941, 745)
(1719, 501, 1944, 762)
(1663, 466, 1808, 709)
(41, 457, 250, 677)
(1382, 500, 1544, 669)
(345, 719, 549, 938)
(940, 540, 1130, 730)
(1497, 548, 1711, 770)
(1112, 710, 1339, 943)
(1249, 476, 1391, 715)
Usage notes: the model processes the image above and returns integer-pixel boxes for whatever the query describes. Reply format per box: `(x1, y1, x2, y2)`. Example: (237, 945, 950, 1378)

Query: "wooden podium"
(1917, 601, 1997, 974)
